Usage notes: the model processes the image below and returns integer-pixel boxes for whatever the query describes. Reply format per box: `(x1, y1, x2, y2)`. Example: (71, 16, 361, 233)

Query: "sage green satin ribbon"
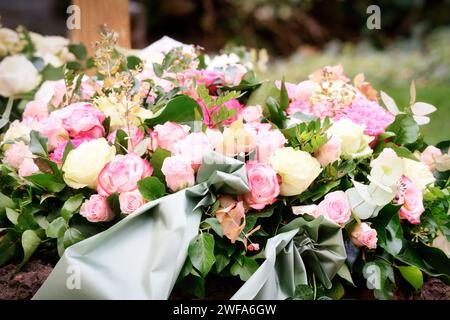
(33, 152, 249, 300)
(231, 216, 347, 300)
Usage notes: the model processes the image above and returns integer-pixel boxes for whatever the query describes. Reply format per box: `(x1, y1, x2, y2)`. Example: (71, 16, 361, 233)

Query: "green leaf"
(215, 253, 230, 273)
(386, 114, 420, 145)
(17, 209, 40, 231)
(146, 95, 202, 127)
(61, 194, 84, 222)
(203, 217, 223, 237)
(279, 78, 289, 111)
(29, 130, 48, 157)
(373, 205, 403, 256)
(46, 217, 67, 239)
(152, 63, 163, 77)
(266, 96, 285, 128)
(127, 55, 142, 70)
(41, 64, 65, 81)
(6, 208, 19, 225)
(63, 227, 84, 248)
(69, 43, 88, 60)
(137, 176, 166, 201)
(107, 193, 121, 219)
(363, 260, 395, 300)
(61, 140, 75, 166)
(19, 230, 41, 268)
(0, 192, 16, 211)
(397, 265, 423, 289)
(25, 173, 66, 193)
(325, 279, 345, 300)
(149, 148, 171, 181)
(177, 274, 205, 298)
(337, 264, 355, 286)
(291, 284, 314, 300)
(230, 256, 259, 281)
(188, 233, 215, 278)
(0, 231, 20, 266)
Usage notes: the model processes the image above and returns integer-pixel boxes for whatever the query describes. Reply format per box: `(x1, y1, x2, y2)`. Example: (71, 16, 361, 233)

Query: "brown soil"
(0, 260, 53, 300)
(1, 259, 449, 300)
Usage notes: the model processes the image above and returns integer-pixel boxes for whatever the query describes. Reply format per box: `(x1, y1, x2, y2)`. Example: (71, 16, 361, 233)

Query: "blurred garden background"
(1, 0, 449, 143)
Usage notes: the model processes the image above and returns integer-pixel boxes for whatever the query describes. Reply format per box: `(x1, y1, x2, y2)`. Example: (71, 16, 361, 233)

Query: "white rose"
(62, 138, 116, 189)
(30, 32, 74, 67)
(1, 120, 34, 149)
(0, 28, 24, 57)
(0, 55, 41, 97)
(403, 158, 435, 191)
(270, 147, 322, 196)
(327, 119, 373, 159)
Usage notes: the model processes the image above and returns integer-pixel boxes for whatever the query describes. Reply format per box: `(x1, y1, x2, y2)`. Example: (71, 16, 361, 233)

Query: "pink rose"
(107, 126, 145, 152)
(161, 155, 195, 192)
(49, 138, 87, 164)
(351, 222, 378, 249)
(119, 189, 146, 214)
(97, 153, 153, 196)
(240, 105, 263, 123)
(175, 132, 212, 170)
(52, 102, 105, 140)
(314, 136, 342, 166)
(316, 191, 351, 225)
(396, 175, 424, 225)
(153, 121, 190, 153)
(23, 100, 48, 121)
(18, 158, 39, 178)
(256, 129, 287, 164)
(3, 141, 33, 169)
(80, 194, 114, 222)
(243, 161, 280, 210)
(38, 116, 70, 150)
(420, 145, 442, 171)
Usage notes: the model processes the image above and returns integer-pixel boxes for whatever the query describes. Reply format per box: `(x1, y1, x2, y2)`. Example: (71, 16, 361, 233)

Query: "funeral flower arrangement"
(0, 29, 449, 300)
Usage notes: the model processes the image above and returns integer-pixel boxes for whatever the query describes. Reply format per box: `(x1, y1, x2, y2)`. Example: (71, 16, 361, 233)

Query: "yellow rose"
(62, 138, 116, 189)
(270, 147, 322, 196)
(327, 119, 373, 159)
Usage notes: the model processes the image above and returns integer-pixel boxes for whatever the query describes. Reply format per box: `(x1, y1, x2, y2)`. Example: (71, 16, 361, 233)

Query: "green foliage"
(397, 265, 423, 289)
(137, 177, 166, 201)
(230, 256, 259, 281)
(282, 117, 331, 153)
(196, 84, 241, 125)
(188, 233, 216, 278)
(386, 114, 420, 145)
(145, 95, 202, 128)
(373, 205, 404, 257)
(149, 148, 171, 182)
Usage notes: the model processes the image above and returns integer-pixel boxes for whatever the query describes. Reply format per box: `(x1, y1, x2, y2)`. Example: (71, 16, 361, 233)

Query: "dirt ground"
(1, 259, 449, 300)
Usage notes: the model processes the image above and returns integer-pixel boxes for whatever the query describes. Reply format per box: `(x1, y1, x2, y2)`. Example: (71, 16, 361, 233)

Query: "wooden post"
(70, 0, 131, 54)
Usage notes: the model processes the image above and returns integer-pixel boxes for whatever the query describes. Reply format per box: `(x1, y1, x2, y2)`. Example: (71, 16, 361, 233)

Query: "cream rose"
(62, 138, 116, 189)
(327, 119, 373, 159)
(403, 158, 435, 191)
(0, 55, 41, 97)
(270, 147, 322, 196)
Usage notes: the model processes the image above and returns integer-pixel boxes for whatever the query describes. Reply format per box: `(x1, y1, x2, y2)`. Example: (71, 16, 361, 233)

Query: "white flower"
(0, 55, 41, 97)
(63, 138, 116, 189)
(0, 28, 24, 57)
(403, 158, 435, 191)
(29, 32, 74, 67)
(327, 119, 373, 159)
